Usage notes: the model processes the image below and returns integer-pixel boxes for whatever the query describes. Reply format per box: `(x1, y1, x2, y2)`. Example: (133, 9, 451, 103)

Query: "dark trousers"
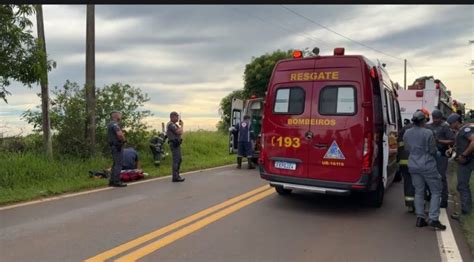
(110, 146, 123, 184)
(400, 165, 415, 206)
(457, 160, 473, 213)
(237, 141, 253, 158)
(436, 155, 449, 203)
(170, 144, 182, 179)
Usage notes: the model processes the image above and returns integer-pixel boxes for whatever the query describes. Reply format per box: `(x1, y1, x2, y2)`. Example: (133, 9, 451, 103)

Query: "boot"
(416, 217, 427, 227)
(429, 220, 446, 230)
(237, 157, 242, 169)
(247, 158, 255, 169)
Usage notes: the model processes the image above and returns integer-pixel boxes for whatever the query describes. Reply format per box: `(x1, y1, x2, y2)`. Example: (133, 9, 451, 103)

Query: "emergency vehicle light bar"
(334, 48, 345, 56)
(293, 50, 303, 58)
(369, 67, 378, 79)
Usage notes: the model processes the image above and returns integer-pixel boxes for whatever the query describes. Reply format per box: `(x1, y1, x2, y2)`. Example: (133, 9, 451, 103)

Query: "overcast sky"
(1, 5, 473, 136)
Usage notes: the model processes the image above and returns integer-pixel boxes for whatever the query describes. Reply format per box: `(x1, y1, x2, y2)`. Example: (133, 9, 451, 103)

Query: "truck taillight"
(362, 133, 373, 173)
(416, 91, 424, 97)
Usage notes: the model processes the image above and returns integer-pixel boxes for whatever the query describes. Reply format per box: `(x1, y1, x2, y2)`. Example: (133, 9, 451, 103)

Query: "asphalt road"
(0, 166, 471, 262)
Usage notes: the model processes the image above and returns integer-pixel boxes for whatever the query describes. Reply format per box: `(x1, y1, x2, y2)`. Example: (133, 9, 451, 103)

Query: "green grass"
(0, 131, 235, 205)
(448, 162, 474, 255)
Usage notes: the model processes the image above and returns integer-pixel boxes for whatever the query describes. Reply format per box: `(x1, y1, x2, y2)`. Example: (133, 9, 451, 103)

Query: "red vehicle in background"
(259, 48, 402, 207)
(229, 96, 264, 164)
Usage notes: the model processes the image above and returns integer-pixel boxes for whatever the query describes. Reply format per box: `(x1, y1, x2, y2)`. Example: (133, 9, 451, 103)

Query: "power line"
(407, 62, 419, 76)
(232, 6, 420, 79)
(280, 5, 404, 62)
(229, 7, 332, 50)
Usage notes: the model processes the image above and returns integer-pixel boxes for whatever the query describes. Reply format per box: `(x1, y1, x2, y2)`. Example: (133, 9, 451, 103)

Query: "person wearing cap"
(167, 111, 185, 182)
(398, 119, 415, 212)
(229, 115, 255, 169)
(447, 113, 474, 217)
(107, 110, 127, 187)
(427, 109, 455, 208)
(403, 110, 446, 230)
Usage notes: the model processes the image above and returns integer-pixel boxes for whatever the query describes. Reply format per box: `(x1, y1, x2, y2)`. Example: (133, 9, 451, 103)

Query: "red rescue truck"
(398, 76, 459, 125)
(259, 48, 402, 207)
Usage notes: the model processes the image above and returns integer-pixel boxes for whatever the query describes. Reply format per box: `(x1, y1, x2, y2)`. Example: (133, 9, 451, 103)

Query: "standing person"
(447, 113, 474, 218)
(167, 111, 185, 182)
(398, 119, 415, 212)
(229, 115, 255, 169)
(427, 109, 455, 208)
(107, 110, 127, 187)
(403, 110, 446, 230)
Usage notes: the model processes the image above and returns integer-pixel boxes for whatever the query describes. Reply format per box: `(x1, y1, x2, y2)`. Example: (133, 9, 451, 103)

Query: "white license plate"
(274, 161, 296, 170)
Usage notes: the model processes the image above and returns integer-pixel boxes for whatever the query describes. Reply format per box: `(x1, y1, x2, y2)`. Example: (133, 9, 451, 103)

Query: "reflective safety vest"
(398, 123, 413, 166)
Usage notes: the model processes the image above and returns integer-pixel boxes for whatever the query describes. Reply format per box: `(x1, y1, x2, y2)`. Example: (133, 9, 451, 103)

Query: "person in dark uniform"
(107, 110, 127, 187)
(427, 109, 455, 208)
(403, 111, 446, 230)
(167, 111, 185, 182)
(150, 134, 167, 167)
(398, 119, 415, 212)
(122, 146, 141, 170)
(229, 115, 255, 169)
(447, 113, 474, 219)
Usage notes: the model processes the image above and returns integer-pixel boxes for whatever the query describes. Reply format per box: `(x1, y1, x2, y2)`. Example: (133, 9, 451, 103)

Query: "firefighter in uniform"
(398, 119, 415, 212)
(107, 110, 127, 187)
(229, 115, 255, 169)
(447, 113, 474, 218)
(403, 110, 446, 230)
(426, 109, 455, 208)
(167, 111, 185, 182)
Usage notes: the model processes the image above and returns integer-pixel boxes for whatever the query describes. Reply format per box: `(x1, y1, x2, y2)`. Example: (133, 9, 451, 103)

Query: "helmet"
(412, 110, 426, 123)
(419, 108, 430, 122)
(420, 108, 430, 118)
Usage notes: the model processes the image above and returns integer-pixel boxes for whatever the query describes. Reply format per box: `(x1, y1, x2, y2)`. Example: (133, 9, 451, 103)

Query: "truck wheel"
(365, 180, 384, 208)
(275, 186, 292, 195)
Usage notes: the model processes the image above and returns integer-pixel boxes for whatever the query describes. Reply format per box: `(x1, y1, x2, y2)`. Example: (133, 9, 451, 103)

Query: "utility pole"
(36, 5, 53, 160)
(85, 4, 96, 156)
(404, 59, 407, 90)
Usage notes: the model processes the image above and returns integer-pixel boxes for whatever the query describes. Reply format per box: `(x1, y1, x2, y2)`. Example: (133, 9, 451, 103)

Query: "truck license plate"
(274, 161, 296, 170)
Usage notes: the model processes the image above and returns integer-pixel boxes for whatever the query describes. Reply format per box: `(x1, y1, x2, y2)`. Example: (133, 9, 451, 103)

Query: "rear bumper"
(269, 181, 351, 196)
(259, 166, 375, 195)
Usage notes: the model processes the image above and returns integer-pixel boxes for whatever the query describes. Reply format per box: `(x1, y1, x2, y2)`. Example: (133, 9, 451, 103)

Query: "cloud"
(1, 5, 472, 136)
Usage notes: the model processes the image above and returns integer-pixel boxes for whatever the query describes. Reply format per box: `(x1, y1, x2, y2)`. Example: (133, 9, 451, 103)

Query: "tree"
(216, 89, 244, 132)
(243, 49, 292, 98)
(35, 4, 52, 159)
(0, 4, 54, 103)
(22, 81, 152, 157)
(217, 49, 293, 132)
(85, 4, 96, 155)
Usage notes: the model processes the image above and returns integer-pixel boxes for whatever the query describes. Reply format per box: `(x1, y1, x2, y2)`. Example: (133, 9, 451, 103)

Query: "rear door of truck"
(262, 59, 315, 178)
(306, 57, 365, 183)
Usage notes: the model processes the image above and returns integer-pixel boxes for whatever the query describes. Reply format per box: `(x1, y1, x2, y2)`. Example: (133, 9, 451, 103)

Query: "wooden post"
(404, 59, 407, 90)
(36, 5, 53, 159)
(86, 4, 96, 155)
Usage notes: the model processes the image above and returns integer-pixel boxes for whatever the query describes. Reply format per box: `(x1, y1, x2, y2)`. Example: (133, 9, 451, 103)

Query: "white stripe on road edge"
(0, 164, 235, 211)
(437, 208, 463, 262)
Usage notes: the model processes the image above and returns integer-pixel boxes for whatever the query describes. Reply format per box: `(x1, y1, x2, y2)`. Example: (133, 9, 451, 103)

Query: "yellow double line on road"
(85, 184, 274, 262)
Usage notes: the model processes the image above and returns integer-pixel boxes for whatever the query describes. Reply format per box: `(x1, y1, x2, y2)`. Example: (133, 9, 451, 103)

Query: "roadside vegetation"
(448, 162, 474, 255)
(0, 131, 234, 205)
